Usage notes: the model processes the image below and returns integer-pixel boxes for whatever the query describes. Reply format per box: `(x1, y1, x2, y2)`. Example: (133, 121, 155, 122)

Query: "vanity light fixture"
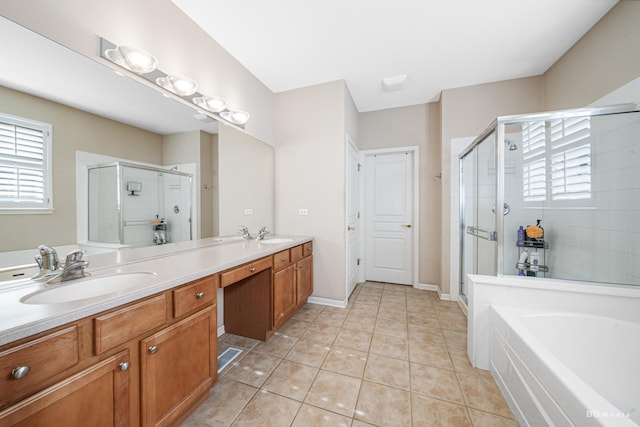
(104, 45, 158, 74)
(156, 74, 198, 97)
(219, 110, 250, 125)
(99, 36, 250, 127)
(192, 95, 227, 113)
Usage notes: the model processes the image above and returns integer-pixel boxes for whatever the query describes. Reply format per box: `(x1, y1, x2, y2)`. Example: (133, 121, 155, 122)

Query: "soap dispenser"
(517, 226, 525, 246)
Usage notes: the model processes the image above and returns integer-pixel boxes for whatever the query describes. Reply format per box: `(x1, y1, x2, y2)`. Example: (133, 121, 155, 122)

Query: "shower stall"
(88, 161, 193, 248)
(460, 103, 640, 303)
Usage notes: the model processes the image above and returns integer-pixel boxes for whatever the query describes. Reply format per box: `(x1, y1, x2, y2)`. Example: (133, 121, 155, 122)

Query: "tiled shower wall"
(503, 111, 640, 286)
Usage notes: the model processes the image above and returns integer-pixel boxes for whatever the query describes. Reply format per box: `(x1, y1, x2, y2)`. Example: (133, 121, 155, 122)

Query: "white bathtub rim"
(471, 274, 640, 299)
(491, 305, 638, 426)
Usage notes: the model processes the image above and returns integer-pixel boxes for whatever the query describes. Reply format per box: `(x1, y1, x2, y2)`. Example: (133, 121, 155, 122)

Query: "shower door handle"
(466, 226, 497, 241)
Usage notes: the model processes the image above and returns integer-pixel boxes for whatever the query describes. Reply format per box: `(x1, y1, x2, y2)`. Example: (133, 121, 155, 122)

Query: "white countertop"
(0, 235, 312, 347)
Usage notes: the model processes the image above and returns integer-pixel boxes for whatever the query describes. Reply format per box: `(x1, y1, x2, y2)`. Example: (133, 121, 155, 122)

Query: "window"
(522, 121, 546, 202)
(521, 116, 592, 204)
(549, 117, 591, 201)
(0, 113, 52, 212)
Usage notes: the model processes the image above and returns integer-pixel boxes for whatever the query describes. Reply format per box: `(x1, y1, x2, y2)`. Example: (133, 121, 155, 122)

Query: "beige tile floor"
(182, 282, 519, 427)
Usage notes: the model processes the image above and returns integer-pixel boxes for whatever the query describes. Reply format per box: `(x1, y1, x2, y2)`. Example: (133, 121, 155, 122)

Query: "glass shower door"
(460, 131, 497, 304)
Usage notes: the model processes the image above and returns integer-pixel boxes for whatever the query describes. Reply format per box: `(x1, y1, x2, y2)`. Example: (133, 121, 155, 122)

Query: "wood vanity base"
(223, 269, 273, 341)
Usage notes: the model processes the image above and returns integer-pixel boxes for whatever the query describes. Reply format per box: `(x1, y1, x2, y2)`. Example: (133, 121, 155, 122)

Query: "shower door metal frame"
(458, 102, 640, 294)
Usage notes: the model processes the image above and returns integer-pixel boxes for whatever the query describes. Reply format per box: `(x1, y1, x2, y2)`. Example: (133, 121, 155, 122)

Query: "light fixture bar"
(98, 36, 249, 128)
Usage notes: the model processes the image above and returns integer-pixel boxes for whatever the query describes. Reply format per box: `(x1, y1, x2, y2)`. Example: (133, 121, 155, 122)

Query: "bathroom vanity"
(0, 236, 313, 426)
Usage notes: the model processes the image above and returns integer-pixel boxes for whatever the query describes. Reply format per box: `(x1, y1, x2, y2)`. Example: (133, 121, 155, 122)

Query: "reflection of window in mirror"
(0, 112, 53, 213)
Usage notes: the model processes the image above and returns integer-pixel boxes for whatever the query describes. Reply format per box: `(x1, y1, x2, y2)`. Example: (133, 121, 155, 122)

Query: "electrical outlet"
(244, 208, 253, 215)
(298, 208, 308, 216)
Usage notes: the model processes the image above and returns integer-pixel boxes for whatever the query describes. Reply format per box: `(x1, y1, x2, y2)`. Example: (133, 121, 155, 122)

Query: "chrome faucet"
(33, 245, 60, 279)
(238, 225, 251, 240)
(47, 249, 90, 283)
(256, 226, 270, 240)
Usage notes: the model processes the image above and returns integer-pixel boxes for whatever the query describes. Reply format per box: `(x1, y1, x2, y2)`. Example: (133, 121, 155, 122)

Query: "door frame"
(345, 134, 364, 299)
(361, 146, 419, 287)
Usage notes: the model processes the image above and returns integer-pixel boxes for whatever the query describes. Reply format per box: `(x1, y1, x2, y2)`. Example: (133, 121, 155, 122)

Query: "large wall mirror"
(0, 17, 274, 261)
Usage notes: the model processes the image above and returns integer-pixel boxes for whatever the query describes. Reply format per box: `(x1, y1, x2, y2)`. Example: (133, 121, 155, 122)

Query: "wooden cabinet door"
(296, 255, 313, 305)
(0, 350, 130, 427)
(273, 264, 296, 327)
(140, 307, 216, 427)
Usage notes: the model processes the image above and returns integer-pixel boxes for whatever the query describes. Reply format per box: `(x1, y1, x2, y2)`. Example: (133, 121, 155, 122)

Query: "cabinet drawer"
(303, 241, 313, 257)
(94, 294, 167, 354)
(0, 326, 79, 402)
(272, 249, 290, 271)
(220, 256, 273, 288)
(290, 245, 303, 263)
(173, 275, 218, 318)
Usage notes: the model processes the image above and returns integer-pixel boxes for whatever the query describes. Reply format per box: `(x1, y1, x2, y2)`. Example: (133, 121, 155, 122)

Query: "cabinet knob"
(250, 267, 256, 273)
(119, 362, 130, 371)
(280, 258, 286, 262)
(11, 366, 30, 379)
(196, 292, 205, 299)
(298, 263, 303, 269)
(148, 345, 159, 354)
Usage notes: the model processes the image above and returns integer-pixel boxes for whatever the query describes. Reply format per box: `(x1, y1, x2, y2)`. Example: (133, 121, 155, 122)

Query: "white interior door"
(346, 140, 360, 297)
(365, 151, 414, 285)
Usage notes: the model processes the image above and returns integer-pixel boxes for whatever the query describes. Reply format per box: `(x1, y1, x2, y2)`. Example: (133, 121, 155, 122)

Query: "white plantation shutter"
(549, 117, 591, 200)
(522, 121, 546, 202)
(0, 113, 52, 211)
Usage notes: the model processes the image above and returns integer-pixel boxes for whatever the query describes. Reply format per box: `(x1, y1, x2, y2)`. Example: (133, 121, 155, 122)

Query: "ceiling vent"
(381, 74, 407, 91)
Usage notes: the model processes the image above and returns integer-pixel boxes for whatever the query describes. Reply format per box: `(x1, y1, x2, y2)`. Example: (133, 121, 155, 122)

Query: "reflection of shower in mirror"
(505, 138, 518, 150)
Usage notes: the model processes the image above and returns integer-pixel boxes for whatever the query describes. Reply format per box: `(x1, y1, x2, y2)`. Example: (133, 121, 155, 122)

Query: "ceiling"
(173, 0, 618, 112)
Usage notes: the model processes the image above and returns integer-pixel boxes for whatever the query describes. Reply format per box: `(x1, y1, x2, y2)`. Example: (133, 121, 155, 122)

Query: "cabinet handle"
(11, 366, 30, 379)
(119, 362, 130, 371)
(196, 292, 205, 299)
(148, 345, 158, 354)
(280, 258, 286, 262)
(250, 267, 256, 273)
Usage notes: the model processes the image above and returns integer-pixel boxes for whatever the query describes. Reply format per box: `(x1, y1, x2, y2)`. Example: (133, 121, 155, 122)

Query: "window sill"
(0, 208, 54, 215)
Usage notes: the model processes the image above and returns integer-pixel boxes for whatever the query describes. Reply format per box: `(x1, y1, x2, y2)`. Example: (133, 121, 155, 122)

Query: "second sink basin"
(21, 272, 158, 305)
(258, 238, 294, 244)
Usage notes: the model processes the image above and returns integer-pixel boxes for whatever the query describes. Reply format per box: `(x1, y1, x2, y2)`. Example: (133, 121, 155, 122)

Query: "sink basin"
(21, 272, 158, 304)
(258, 238, 294, 244)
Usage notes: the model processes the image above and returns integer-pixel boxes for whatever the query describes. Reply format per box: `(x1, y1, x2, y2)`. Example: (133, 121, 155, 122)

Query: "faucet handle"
(65, 249, 86, 265)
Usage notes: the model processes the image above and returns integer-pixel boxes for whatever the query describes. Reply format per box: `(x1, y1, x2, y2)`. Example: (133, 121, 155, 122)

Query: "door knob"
(347, 225, 355, 231)
(403, 224, 412, 228)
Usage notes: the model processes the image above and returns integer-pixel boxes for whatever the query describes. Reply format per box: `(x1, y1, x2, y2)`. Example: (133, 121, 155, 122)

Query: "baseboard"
(217, 325, 225, 337)
(415, 283, 456, 301)
(456, 296, 468, 316)
(414, 283, 439, 292)
(307, 296, 348, 309)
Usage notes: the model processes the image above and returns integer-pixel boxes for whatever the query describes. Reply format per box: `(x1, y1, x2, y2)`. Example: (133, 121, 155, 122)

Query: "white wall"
(275, 80, 347, 305)
(358, 103, 442, 287)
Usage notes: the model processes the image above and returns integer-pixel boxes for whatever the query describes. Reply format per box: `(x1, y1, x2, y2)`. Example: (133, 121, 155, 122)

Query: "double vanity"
(0, 235, 313, 426)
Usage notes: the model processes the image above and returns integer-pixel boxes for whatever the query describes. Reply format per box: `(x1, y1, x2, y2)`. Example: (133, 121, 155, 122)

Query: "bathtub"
(490, 306, 639, 426)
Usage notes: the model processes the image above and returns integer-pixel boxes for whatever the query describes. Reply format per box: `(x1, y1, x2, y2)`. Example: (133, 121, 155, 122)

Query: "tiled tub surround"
(468, 274, 640, 427)
(0, 235, 312, 346)
(183, 282, 517, 427)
